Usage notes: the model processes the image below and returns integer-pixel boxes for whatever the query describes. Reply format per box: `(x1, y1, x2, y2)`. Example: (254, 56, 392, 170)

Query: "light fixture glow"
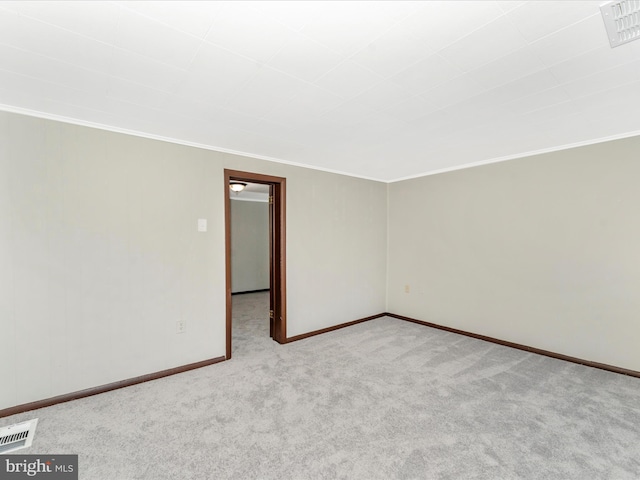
(229, 181, 247, 193)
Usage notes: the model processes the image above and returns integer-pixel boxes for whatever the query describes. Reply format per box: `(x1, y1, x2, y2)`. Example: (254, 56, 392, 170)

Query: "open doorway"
(230, 182, 270, 296)
(224, 169, 286, 360)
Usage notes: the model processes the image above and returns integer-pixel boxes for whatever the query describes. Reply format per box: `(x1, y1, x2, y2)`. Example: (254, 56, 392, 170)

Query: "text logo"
(0, 456, 77, 479)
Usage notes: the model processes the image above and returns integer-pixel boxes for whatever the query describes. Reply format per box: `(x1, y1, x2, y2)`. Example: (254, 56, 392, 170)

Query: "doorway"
(224, 169, 286, 359)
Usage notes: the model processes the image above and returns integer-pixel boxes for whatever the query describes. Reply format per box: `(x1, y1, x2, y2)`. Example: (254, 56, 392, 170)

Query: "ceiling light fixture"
(229, 181, 247, 193)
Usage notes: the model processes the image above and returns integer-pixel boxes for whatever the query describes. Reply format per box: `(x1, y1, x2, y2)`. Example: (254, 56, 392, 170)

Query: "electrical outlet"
(176, 320, 186, 334)
(404, 284, 410, 294)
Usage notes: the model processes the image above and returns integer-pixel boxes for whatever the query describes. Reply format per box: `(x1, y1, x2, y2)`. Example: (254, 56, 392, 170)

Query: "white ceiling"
(1, 1, 639, 182)
(229, 182, 270, 202)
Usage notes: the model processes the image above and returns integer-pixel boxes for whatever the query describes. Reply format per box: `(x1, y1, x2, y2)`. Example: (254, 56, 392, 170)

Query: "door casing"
(224, 169, 287, 359)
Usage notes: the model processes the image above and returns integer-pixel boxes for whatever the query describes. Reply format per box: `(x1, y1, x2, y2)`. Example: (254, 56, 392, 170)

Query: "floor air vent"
(601, 0, 640, 47)
(0, 419, 38, 453)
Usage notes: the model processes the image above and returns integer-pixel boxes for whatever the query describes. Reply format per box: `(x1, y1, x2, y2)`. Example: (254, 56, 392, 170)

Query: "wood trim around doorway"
(224, 169, 287, 360)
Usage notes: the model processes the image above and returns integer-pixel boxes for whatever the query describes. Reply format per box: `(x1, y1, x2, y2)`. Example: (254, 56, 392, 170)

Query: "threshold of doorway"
(231, 289, 270, 296)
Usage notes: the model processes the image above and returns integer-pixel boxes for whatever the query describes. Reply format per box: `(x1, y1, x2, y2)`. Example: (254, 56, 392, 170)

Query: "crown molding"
(388, 129, 640, 183)
(2, 104, 639, 185)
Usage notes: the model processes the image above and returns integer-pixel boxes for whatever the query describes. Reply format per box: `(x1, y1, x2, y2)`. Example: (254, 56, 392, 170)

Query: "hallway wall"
(230, 199, 269, 293)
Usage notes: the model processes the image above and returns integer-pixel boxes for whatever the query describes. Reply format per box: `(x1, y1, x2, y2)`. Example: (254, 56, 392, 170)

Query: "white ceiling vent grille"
(0, 419, 39, 454)
(601, 0, 640, 47)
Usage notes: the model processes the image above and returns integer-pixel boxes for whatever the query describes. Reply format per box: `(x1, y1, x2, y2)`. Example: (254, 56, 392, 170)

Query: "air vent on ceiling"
(0, 419, 39, 454)
(600, 0, 640, 47)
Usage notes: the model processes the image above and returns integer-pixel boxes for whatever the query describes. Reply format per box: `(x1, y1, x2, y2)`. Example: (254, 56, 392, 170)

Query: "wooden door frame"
(224, 169, 287, 359)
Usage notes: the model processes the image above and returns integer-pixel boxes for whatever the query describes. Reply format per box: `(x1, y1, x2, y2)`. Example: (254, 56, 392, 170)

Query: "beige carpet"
(2, 291, 640, 479)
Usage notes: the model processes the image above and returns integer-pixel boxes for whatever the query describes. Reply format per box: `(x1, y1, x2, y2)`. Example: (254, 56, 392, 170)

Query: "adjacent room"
(229, 181, 273, 353)
(1, 1, 639, 478)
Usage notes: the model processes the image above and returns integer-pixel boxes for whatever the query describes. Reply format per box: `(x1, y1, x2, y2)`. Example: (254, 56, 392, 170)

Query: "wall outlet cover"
(176, 320, 186, 334)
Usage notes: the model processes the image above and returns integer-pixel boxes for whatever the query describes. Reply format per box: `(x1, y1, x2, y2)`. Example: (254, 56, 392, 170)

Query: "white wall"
(7, 105, 637, 412)
(0, 110, 388, 410)
(221, 153, 389, 338)
(230, 200, 269, 293)
(387, 136, 640, 371)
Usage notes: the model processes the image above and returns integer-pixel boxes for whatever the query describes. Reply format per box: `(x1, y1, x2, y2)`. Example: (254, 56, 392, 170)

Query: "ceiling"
(229, 182, 270, 202)
(1, 1, 639, 182)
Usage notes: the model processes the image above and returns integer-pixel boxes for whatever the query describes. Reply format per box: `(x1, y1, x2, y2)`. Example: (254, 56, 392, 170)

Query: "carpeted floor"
(2, 291, 640, 479)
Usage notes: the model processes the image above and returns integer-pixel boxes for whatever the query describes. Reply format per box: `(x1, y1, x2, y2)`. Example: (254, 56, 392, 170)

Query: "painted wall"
(387, 136, 640, 371)
(7, 104, 637, 412)
(0, 110, 387, 410)
(230, 200, 269, 293)
(232, 153, 388, 337)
